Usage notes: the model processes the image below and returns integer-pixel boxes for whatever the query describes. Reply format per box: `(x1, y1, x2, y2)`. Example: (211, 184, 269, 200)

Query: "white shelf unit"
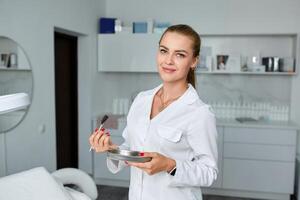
(98, 33, 299, 75)
(197, 33, 298, 75)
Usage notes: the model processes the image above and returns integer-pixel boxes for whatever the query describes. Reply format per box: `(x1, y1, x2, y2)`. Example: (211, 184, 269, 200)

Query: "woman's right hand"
(89, 128, 117, 152)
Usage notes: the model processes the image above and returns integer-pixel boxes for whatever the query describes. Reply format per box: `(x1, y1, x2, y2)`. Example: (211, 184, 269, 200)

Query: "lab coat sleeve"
(169, 107, 218, 187)
(106, 126, 130, 174)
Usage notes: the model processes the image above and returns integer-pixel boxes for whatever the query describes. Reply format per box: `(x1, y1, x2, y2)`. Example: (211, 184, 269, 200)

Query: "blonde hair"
(159, 24, 201, 88)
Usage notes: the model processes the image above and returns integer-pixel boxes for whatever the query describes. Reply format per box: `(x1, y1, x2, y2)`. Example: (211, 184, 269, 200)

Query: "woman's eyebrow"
(159, 45, 188, 54)
(175, 50, 188, 54)
(159, 45, 168, 49)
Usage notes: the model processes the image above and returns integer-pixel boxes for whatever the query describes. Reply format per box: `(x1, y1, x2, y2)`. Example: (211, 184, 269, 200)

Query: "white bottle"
(115, 19, 122, 33)
(232, 101, 238, 119)
(118, 98, 124, 115)
(112, 98, 119, 115)
(224, 102, 229, 119)
(227, 102, 233, 119)
(269, 104, 276, 121)
(257, 102, 264, 120)
(284, 105, 290, 121)
(123, 98, 129, 115)
(215, 102, 220, 119)
(252, 102, 258, 119)
(235, 101, 240, 118)
(249, 102, 254, 119)
(147, 18, 154, 34)
(263, 102, 271, 121)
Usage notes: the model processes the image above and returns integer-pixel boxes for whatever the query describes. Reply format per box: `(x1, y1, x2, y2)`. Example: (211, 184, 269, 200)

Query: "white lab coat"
(107, 84, 218, 200)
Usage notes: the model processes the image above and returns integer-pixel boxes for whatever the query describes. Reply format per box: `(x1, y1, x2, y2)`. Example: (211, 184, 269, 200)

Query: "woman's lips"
(162, 67, 176, 73)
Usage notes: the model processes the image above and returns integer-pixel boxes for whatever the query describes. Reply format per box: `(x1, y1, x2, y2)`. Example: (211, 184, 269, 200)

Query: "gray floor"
(96, 185, 254, 200)
(97, 185, 128, 200)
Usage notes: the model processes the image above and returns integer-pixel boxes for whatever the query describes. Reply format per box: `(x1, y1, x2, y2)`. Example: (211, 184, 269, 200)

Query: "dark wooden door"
(54, 32, 78, 169)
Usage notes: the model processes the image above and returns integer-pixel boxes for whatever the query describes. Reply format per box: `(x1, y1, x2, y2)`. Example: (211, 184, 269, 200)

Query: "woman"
(89, 24, 218, 200)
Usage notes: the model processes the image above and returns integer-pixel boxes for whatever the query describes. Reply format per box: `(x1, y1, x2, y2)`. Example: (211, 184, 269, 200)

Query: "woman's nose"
(165, 53, 174, 65)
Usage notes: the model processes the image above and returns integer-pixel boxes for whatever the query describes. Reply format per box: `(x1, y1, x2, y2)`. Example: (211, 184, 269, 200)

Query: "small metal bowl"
(107, 149, 151, 163)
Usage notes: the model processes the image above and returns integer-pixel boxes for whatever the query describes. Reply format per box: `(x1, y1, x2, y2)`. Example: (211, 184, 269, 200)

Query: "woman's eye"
(160, 49, 167, 54)
(176, 53, 186, 58)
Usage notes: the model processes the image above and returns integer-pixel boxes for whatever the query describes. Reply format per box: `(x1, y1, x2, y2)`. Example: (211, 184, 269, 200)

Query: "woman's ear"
(191, 56, 199, 70)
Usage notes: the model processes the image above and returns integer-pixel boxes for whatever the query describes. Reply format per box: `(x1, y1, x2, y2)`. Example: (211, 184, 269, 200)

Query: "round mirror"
(0, 36, 33, 133)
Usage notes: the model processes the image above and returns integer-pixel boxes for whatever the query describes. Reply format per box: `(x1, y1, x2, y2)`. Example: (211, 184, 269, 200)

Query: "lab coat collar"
(148, 83, 200, 106)
(181, 84, 201, 105)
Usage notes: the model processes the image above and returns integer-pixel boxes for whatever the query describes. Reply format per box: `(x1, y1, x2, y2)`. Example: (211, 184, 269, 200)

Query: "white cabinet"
(98, 34, 161, 72)
(222, 127, 297, 198)
(208, 126, 223, 189)
(98, 33, 299, 75)
(92, 122, 298, 200)
(0, 134, 6, 177)
(224, 127, 296, 145)
(223, 159, 294, 193)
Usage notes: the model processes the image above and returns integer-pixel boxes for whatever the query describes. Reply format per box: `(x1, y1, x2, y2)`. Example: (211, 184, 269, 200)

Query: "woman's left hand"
(127, 152, 176, 175)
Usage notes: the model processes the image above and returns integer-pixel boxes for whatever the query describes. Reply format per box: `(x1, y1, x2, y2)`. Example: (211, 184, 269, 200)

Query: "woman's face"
(157, 31, 198, 84)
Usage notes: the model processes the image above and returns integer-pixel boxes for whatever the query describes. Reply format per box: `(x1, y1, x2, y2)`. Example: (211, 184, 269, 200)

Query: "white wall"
(0, 0, 105, 175)
(93, 0, 300, 152)
(105, 0, 299, 34)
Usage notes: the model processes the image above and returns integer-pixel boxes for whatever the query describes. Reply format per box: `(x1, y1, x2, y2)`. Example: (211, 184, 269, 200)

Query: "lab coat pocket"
(157, 125, 183, 143)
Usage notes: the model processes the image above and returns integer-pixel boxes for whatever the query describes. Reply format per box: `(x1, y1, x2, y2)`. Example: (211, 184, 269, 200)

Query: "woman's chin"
(159, 75, 178, 83)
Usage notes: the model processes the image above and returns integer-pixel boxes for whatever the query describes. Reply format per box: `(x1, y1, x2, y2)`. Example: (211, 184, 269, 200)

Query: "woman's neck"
(161, 81, 188, 101)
